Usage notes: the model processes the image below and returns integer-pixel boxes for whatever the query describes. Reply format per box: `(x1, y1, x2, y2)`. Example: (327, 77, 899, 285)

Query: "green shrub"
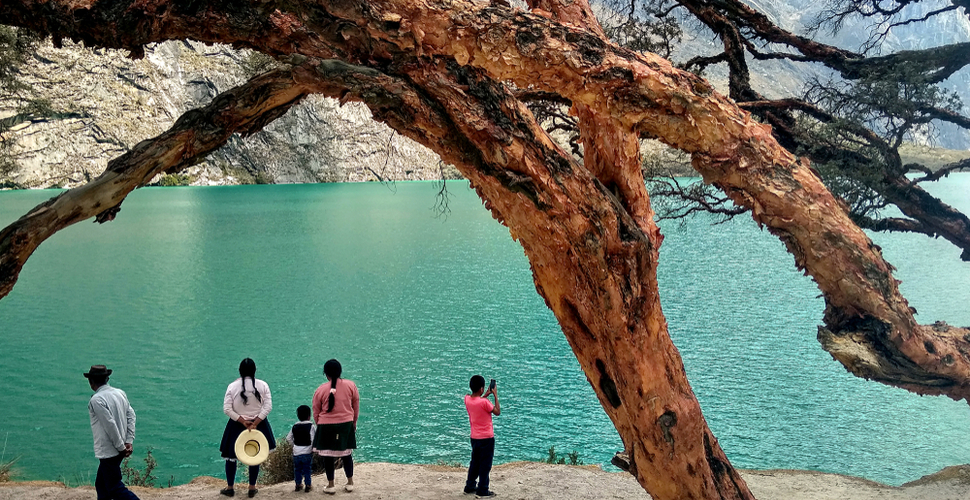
(0, 457, 16, 483)
(434, 459, 465, 468)
(156, 173, 194, 186)
(260, 438, 332, 485)
(543, 446, 583, 466)
(253, 171, 272, 185)
(122, 447, 158, 487)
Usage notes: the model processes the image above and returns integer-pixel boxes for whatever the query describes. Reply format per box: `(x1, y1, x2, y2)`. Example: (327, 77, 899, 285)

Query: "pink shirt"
(465, 395, 495, 439)
(312, 379, 360, 425)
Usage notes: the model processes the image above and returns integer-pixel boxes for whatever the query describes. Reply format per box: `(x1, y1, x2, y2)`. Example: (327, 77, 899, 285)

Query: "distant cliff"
(0, 40, 458, 189)
(2, 0, 968, 190)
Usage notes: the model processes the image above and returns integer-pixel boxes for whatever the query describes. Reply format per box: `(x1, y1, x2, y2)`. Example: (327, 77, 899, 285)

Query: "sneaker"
(248, 489, 258, 498)
(464, 488, 476, 495)
(220, 488, 235, 497)
(295, 485, 303, 492)
(476, 492, 496, 498)
(345, 484, 355, 492)
(323, 485, 336, 495)
(304, 485, 312, 493)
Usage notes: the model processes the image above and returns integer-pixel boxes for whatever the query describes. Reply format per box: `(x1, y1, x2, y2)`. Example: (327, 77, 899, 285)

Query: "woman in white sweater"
(219, 358, 275, 498)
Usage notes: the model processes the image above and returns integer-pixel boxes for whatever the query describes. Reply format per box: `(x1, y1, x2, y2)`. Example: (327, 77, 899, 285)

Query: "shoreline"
(2, 462, 969, 500)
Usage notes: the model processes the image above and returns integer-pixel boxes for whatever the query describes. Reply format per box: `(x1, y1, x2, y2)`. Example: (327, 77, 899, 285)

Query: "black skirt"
(220, 418, 277, 459)
(312, 421, 356, 452)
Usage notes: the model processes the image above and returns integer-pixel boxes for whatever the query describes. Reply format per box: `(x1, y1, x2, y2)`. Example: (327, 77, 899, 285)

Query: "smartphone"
(488, 379, 496, 391)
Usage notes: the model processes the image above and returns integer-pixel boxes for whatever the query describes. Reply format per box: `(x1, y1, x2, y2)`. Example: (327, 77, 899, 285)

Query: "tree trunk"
(528, 0, 753, 496)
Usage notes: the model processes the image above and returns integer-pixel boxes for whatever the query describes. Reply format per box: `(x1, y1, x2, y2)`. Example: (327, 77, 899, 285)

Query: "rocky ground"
(2, 462, 970, 500)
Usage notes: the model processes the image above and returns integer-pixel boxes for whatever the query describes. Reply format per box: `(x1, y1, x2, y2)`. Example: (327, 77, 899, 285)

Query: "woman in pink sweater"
(312, 359, 360, 494)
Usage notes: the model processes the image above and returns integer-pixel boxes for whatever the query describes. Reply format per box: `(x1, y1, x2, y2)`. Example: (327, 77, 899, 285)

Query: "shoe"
(323, 485, 336, 495)
(304, 486, 312, 493)
(220, 488, 235, 497)
(295, 485, 303, 492)
(464, 488, 476, 495)
(248, 489, 258, 498)
(345, 484, 355, 492)
(476, 492, 496, 498)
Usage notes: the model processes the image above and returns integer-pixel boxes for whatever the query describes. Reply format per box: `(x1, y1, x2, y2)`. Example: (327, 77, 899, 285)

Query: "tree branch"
(4, 0, 970, 433)
(853, 214, 937, 236)
(0, 64, 313, 298)
(912, 157, 970, 183)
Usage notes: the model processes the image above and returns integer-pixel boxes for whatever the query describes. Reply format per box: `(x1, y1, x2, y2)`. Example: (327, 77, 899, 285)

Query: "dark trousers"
(465, 437, 495, 495)
(225, 460, 260, 486)
(294, 454, 313, 486)
(95, 454, 140, 500)
(323, 455, 354, 482)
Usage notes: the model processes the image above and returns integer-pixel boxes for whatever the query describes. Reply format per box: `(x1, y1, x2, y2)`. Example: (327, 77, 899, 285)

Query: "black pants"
(225, 460, 260, 486)
(323, 455, 354, 482)
(465, 437, 495, 495)
(95, 454, 140, 500)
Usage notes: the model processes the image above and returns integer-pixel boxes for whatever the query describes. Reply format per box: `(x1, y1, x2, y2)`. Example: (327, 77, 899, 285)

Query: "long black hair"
(323, 359, 342, 413)
(238, 358, 262, 404)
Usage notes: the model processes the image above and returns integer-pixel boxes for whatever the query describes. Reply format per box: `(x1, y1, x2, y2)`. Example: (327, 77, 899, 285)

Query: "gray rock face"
(2, 5, 967, 190)
(0, 40, 455, 189)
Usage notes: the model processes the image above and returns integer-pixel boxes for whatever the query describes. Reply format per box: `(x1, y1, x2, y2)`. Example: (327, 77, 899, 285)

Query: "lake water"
(0, 176, 968, 487)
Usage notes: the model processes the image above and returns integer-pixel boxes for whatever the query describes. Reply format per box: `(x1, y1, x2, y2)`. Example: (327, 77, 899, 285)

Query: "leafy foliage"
(584, 0, 970, 258)
(121, 447, 158, 487)
(602, 1, 682, 60)
(0, 25, 36, 97)
(0, 25, 38, 178)
(543, 446, 583, 465)
(0, 457, 15, 482)
(155, 173, 195, 186)
(241, 51, 280, 79)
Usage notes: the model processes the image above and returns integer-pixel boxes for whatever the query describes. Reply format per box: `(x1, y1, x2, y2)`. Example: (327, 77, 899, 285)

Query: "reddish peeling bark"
(302, 57, 753, 500)
(2, 54, 750, 499)
(323, 0, 970, 400)
(2, 1, 970, 497)
(529, 0, 753, 496)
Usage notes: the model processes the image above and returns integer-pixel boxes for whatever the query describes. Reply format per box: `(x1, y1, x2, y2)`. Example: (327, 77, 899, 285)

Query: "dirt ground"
(2, 461, 970, 499)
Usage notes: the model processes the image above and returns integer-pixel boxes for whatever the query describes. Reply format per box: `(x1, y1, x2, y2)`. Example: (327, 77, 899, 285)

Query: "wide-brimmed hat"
(235, 429, 270, 466)
(83, 365, 112, 379)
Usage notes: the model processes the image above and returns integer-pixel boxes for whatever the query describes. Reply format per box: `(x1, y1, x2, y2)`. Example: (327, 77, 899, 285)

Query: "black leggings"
(323, 455, 354, 481)
(225, 460, 260, 486)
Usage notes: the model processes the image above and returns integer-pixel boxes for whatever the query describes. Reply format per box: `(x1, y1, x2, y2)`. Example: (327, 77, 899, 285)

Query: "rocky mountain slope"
(1, 0, 968, 189)
(0, 40, 456, 189)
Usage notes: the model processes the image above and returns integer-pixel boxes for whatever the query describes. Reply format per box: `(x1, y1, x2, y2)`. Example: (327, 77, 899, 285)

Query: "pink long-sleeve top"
(312, 378, 359, 425)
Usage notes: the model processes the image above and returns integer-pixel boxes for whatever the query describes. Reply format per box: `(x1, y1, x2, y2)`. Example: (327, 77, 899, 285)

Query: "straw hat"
(235, 429, 270, 466)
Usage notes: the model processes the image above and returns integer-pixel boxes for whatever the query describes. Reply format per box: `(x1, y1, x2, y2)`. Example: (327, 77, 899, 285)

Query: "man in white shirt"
(84, 365, 140, 500)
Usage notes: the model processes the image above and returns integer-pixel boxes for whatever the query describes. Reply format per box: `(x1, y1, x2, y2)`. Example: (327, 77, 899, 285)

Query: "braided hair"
(323, 359, 342, 413)
(238, 358, 262, 404)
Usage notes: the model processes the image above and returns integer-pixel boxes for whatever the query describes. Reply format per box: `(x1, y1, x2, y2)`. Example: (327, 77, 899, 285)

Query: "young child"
(286, 405, 316, 493)
(464, 375, 500, 498)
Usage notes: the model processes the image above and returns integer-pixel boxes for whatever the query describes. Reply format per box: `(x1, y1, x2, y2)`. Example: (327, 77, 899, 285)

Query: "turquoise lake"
(0, 176, 968, 487)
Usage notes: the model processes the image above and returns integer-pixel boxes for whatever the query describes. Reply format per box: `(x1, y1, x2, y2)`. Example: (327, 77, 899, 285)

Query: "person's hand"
(124, 443, 133, 457)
